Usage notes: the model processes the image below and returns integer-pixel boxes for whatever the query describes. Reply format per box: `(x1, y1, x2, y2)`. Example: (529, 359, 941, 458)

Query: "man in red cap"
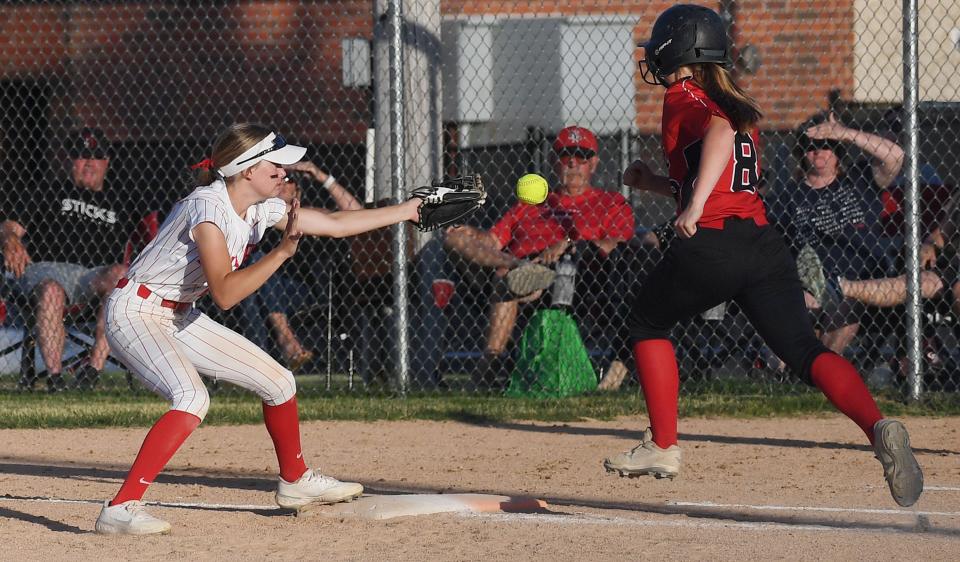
(445, 125, 635, 389)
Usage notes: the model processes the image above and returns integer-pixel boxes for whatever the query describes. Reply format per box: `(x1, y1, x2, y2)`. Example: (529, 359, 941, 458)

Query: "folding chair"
(0, 272, 100, 391)
(0, 282, 31, 380)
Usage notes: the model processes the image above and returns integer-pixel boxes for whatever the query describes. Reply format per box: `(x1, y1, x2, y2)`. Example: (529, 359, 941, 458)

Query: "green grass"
(1, 377, 957, 429)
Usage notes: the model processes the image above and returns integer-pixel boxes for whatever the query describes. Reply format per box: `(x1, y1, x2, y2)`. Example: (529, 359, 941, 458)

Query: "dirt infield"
(1, 415, 958, 561)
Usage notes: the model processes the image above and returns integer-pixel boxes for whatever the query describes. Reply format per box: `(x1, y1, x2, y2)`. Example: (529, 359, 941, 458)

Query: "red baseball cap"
(553, 126, 599, 155)
(66, 127, 111, 160)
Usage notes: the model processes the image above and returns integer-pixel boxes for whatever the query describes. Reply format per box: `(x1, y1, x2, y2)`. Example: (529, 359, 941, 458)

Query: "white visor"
(217, 132, 307, 177)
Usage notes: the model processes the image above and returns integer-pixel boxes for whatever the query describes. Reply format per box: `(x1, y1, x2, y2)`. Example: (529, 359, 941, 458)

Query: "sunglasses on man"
(797, 133, 841, 154)
(557, 147, 596, 160)
(70, 150, 109, 160)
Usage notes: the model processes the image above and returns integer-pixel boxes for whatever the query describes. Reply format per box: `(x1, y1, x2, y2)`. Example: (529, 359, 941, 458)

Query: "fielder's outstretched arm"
(276, 199, 421, 238)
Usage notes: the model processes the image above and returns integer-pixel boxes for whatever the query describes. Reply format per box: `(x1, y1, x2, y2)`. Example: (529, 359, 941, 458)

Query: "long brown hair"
(193, 123, 272, 185)
(690, 64, 762, 133)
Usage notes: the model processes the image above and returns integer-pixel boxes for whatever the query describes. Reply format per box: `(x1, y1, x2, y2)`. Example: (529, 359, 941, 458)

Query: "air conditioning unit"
(441, 16, 637, 146)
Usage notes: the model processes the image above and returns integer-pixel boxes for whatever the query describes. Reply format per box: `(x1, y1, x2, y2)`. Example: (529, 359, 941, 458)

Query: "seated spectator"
(876, 105, 954, 249)
(238, 160, 361, 371)
(0, 128, 134, 391)
(348, 198, 419, 386)
(444, 126, 636, 388)
(923, 190, 960, 346)
(879, 163, 952, 243)
(768, 112, 943, 355)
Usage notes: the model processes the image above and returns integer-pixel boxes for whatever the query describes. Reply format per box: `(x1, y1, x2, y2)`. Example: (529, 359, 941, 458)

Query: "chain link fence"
(0, 1, 957, 398)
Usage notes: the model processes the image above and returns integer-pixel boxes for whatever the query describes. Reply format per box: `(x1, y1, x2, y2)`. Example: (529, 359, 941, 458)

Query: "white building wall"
(854, 0, 960, 102)
(442, 15, 637, 146)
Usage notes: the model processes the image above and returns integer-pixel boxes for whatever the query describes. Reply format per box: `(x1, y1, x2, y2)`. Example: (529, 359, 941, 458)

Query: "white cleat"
(873, 419, 923, 507)
(95, 500, 171, 535)
(275, 468, 364, 511)
(603, 428, 682, 480)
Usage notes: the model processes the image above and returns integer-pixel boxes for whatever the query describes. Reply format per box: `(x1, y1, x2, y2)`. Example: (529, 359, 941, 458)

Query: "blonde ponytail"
(190, 123, 272, 185)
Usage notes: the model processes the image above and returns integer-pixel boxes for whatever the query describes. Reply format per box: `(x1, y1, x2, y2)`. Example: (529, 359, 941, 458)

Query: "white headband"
(217, 132, 307, 177)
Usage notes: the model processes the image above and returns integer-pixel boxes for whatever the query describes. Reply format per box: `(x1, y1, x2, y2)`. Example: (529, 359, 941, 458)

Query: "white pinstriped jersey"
(126, 180, 287, 302)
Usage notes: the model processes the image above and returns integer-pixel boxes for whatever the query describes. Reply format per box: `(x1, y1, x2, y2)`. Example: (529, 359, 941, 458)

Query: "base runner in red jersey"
(602, 4, 923, 509)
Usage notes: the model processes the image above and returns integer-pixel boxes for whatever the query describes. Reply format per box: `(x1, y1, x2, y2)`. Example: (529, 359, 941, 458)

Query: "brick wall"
(0, 1, 858, 141)
(0, 1, 373, 144)
(735, 0, 854, 129)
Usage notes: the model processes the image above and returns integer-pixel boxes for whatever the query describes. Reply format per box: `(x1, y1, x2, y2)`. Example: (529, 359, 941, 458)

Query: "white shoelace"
(115, 500, 151, 518)
(301, 469, 339, 486)
(629, 441, 655, 456)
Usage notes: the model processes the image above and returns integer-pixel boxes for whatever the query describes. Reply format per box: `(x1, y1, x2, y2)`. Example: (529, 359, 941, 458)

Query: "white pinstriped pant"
(105, 281, 295, 419)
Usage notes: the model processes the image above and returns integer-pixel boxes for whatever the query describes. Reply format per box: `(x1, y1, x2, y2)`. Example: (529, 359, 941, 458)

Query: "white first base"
(313, 493, 548, 520)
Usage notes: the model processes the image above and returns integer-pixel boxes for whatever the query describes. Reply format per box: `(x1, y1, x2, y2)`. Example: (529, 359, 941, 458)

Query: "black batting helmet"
(640, 4, 731, 87)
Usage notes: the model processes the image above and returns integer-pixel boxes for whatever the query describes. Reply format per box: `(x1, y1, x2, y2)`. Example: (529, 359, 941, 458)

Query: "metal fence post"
(389, 0, 410, 394)
(902, 0, 922, 401)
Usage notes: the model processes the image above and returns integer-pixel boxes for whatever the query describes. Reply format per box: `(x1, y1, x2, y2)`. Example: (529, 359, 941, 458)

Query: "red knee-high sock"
(263, 397, 308, 482)
(110, 410, 201, 506)
(633, 339, 680, 448)
(809, 352, 883, 443)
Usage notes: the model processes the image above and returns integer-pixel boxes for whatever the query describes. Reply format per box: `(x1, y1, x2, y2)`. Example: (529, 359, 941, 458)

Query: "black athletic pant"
(627, 217, 830, 384)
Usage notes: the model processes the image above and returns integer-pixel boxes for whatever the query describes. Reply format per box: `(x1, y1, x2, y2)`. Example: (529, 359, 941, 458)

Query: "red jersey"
(490, 187, 635, 258)
(661, 77, 767, 229)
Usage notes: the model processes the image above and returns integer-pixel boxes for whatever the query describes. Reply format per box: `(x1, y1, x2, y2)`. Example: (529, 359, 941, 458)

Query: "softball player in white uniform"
(95, 123, 422, 535)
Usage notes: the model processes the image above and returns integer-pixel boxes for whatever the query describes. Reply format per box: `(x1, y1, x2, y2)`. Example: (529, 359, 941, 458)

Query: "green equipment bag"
(505, 308, 597, 398)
